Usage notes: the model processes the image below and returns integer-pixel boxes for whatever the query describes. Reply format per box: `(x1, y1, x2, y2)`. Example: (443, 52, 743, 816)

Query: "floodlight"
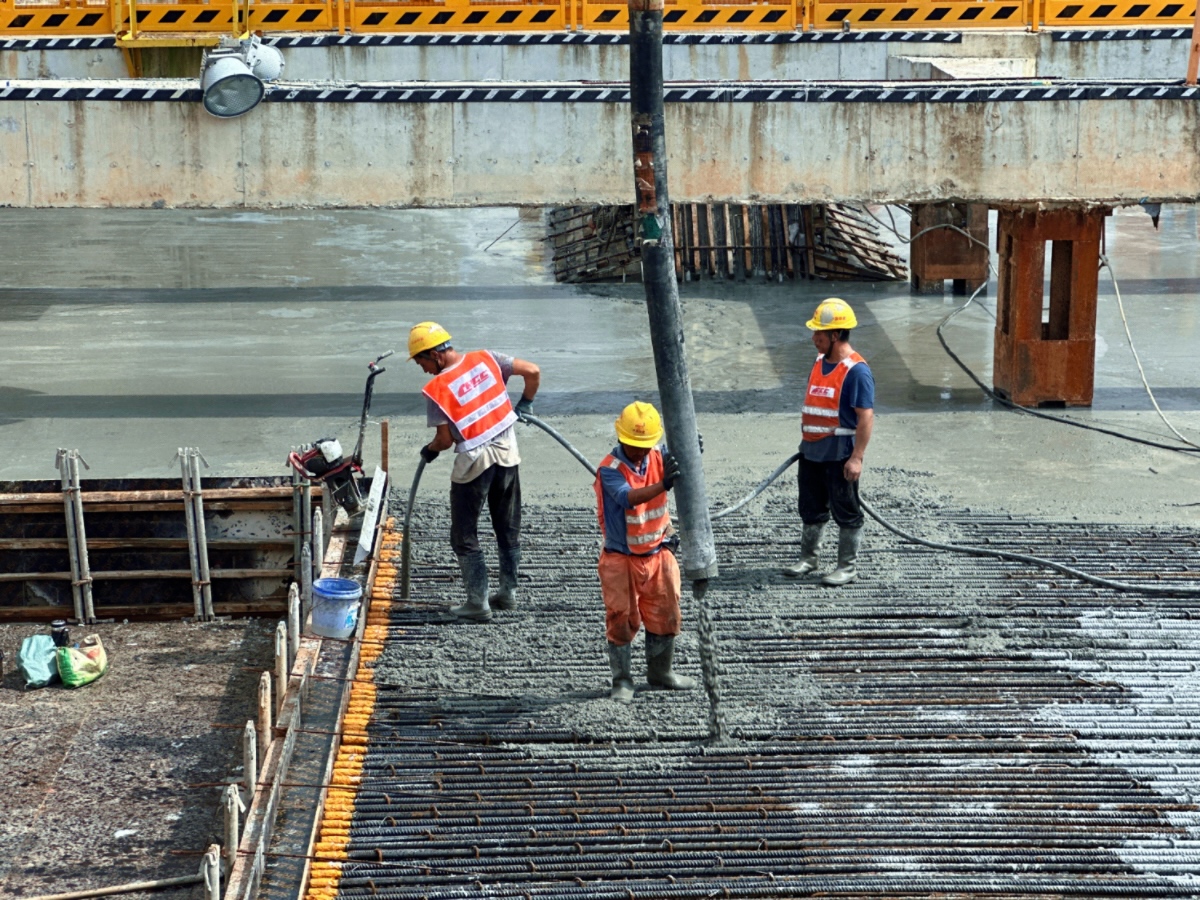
(199, 37, 284, 119)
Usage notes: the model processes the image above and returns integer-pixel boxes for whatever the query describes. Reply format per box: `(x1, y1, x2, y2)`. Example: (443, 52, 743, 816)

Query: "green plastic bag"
(18, 634, 60, 689)
(56, 635, 108, 688)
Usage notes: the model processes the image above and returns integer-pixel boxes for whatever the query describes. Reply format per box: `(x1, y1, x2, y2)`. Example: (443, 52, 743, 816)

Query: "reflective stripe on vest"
(801, 351, 865, 442)
(422, 350, 518, 453)
(593, 450, 670, 554)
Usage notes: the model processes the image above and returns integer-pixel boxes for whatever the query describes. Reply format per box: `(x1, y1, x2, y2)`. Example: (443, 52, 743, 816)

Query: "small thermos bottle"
(51, 619, 70, 648)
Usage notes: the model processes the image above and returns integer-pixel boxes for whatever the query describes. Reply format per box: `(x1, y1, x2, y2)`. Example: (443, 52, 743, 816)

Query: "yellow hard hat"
(614, 401, 664, 449)
(805, 297, 858, 331)
(408, 321, 452, 359)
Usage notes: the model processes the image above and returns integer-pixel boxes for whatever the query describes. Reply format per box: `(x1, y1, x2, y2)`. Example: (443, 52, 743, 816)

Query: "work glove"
(419, 445, 440, 464)
(514, 396, 534, 420)
(662, 452, 681, 491)
(662, 533, 681, 555)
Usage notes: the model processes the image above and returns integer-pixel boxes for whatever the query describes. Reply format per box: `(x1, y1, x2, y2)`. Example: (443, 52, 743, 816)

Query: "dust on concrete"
(0, 618, 275, 899)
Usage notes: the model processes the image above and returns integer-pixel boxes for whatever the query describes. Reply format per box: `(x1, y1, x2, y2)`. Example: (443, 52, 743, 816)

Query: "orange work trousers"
(598, 549, 682, 645)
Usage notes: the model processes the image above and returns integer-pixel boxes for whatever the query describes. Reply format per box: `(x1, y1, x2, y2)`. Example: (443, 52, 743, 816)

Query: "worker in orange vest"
(409, 321, 541, 622)
(594, 401, 697, 703)
(783, 298, 875, 586)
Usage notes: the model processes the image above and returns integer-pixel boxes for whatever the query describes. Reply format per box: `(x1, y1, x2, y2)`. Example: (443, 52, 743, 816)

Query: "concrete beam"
(1, 78, 1197, 208)
(2, 31, 1196, 83)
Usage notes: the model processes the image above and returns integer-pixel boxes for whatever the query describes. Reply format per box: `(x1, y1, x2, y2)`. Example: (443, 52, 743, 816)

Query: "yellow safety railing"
(1, 0, 1196, 39)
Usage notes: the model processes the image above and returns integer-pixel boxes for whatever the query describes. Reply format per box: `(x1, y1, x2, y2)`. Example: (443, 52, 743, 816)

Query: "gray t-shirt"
(426, 351, 521, 484)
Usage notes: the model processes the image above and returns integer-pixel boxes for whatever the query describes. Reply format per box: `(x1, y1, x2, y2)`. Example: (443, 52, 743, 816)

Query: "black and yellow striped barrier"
(1, 0, 1197, 41)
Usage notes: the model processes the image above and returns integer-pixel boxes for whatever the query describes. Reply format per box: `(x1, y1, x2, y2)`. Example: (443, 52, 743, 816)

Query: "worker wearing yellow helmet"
(593, 401, 696, 703)
(408, 321, 541, 623)
(784, 298, 875, 586)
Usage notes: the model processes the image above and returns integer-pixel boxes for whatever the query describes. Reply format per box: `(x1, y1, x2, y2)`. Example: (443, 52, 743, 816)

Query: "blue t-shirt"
(800, 358, 874, 463)
(597, 446, 665, 555)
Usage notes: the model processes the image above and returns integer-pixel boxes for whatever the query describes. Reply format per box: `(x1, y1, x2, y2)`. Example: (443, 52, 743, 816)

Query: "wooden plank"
(0, 568, 291, 583)
(0, 501, 295, 514)
(0, 486, 313, 506)
(0, 537, 293, 551)
(0, 599, 289, 622)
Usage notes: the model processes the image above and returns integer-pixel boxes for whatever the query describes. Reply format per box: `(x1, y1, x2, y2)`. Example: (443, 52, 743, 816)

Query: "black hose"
(936, 303, 1200, 455)
(399, 458, 425, 600)
(859, 495, 1200, 598)
(499, 417, 1200, 598)
(520, 414, 598, 476)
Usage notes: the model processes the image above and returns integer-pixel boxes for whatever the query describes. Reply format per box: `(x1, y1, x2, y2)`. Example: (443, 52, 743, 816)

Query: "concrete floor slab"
(0, 205, 1196, 527)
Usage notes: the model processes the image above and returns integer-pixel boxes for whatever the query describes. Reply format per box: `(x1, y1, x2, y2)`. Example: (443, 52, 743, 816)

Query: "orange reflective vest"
(594, 449, 670, 555)
(423, 350, 518, 452)
(801, 351, 865, 443)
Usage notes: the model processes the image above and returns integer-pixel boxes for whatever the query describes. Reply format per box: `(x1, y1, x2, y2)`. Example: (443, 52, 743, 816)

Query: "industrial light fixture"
(199, 35, 285, 118)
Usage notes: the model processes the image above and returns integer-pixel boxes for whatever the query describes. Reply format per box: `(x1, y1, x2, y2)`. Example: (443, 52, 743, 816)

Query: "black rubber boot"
(782, 523, 825, 577)
(489, 547, 520, 611)
(450, 551, 493, 622)
(821, 527, 862, 587)
(645, 632, 697, 690)
(608, 642, 635, 703)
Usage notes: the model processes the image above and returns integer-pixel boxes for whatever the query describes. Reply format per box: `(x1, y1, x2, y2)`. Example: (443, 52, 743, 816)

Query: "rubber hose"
(513, 418, 1200, 598)
(520, 413, 598, 476)
(858, 494, 1200, 598)
(399, 458, 425, 600)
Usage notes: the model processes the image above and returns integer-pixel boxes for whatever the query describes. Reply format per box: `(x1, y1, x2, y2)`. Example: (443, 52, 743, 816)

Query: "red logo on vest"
(457, 371, 491, 398)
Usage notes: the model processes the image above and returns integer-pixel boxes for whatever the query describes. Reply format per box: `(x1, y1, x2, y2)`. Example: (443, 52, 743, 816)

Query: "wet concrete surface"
(1, 205, 1198, 898)
(0, 204, 1196, 527)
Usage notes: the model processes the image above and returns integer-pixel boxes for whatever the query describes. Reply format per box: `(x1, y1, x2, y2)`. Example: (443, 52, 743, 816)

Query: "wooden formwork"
(0, 474, 327, 622)
(547, 202, 906, 284)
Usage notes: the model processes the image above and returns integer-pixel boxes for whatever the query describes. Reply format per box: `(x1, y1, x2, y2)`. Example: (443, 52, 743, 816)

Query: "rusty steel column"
(909, 202, 990, 296)
(993, 207, 1109, 407)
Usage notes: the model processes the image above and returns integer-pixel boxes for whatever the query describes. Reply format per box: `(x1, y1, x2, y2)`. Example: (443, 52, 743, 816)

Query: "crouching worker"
(594, 401, 697, 704)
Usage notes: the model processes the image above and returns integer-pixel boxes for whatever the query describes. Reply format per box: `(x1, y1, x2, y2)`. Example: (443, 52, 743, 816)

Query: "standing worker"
(595, 401, 697, 703)
(409, 321, 540, 623)
(784, 298, 875, 586)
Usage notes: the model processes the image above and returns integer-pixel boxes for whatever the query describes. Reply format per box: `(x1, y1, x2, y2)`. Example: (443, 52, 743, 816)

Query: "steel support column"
(993, 207, 1109, 407)
(910, 202, 990, 296)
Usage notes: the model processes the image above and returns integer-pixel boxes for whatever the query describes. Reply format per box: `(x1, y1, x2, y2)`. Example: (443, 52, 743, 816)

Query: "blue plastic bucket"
(310, 577, 363, 640)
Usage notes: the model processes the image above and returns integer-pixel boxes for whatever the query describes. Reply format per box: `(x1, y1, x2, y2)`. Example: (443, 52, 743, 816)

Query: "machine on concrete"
(287, 350, 393, 514)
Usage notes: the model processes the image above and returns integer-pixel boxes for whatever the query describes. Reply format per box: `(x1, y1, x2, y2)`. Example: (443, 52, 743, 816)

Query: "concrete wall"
(2, 85, 1197, 207)
(0, 33, 1192, 83)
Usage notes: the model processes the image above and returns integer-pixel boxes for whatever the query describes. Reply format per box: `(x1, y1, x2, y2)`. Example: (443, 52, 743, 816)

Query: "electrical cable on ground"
(519, 415, 1200, 598)
(863, 204, 1200, 455)
(1100, 251, 1200, 449)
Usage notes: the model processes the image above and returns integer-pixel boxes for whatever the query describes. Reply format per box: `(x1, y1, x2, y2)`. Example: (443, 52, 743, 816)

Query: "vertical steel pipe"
(67, 452, 95, 623)
(287, 583, 300, 661)
(179, 448, 204, 620)
(189, 450, 214, 620)
(57, 449, 84, 624)
(275, 621, 288, 717)
(222, 783, 241, 876)
(628, 0, 724, 740)
(312, 506, 325, 578)
(300, 543, 313, 625)
(243, 719, 257, 801)
(257, 672, 272, 769)
(291, 468, 303, 586)
(201, 845, 221, 900)
(626, 0, 717, 583)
